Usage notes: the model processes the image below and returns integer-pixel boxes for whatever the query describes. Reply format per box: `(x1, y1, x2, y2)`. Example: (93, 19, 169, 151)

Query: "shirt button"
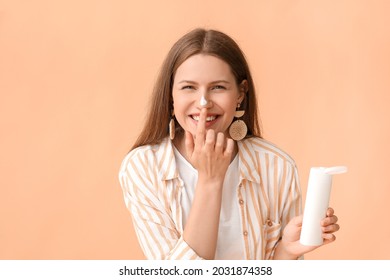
(243, 231, 248, 236)
(239, 199, 244, 205)
(267, 219, 273, 227)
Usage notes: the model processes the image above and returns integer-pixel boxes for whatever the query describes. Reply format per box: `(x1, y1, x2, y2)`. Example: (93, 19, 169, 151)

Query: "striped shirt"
(119, 136, 302, 260)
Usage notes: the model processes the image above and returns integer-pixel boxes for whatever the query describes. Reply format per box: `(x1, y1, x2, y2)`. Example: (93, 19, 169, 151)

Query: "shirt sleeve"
(267, 160, 303, 259)
(282, 162, 303, 223)
(119, 152, 204, 260)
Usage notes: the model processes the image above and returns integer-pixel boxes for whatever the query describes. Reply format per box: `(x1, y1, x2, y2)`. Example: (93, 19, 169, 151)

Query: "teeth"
(192, 115, 217, 122)
(206, 116, 217, 121)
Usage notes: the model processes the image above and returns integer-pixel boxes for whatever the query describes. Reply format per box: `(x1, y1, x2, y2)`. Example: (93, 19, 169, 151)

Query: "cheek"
(213, 92, 240, 108)
(221, 99, 239, 114)
(172, 100, 191, 125)
(172, 99, 186, 115)
(172, 92, 182, 111)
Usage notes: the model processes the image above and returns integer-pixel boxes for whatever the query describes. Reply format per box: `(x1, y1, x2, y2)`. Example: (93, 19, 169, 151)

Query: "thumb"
(288, 215, 303, 227)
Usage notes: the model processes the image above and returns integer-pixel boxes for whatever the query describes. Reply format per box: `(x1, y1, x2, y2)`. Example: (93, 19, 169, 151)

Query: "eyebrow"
(177, 80, 231, 84)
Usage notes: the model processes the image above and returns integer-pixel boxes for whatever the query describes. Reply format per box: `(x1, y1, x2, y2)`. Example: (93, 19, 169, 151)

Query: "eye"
(212, 85, 226, 90)
(181, 85, 195, 90)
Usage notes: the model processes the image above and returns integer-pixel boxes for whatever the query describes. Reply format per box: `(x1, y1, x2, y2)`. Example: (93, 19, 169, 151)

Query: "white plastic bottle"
(299, 166, 347, 246)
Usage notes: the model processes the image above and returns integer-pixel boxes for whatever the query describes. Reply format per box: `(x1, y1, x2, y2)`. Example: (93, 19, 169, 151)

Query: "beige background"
(1, 0, 389, 259)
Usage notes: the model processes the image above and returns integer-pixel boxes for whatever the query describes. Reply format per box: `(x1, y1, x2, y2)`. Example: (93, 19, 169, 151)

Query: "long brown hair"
(131, 28, 262, 151)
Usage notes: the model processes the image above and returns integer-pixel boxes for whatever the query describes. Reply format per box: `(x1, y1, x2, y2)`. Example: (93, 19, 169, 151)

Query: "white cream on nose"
(200, 95, 208, 107)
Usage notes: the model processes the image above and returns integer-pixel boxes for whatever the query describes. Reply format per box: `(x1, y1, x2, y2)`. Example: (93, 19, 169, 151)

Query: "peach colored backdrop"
(1, 0, 389, 259)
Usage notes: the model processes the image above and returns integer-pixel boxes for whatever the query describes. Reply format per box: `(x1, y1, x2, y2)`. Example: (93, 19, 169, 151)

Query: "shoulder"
(239, 137, 297, 167)
(119, 138, 171, 175)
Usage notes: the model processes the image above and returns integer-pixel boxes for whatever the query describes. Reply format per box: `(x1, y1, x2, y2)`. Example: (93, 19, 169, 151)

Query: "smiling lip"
(190, 114, 219, 128)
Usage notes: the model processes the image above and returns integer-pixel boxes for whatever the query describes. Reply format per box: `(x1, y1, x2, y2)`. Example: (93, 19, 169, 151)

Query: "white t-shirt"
(173, 147, 245, 259)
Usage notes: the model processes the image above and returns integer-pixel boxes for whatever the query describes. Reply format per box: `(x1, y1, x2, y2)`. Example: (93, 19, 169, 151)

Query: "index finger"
(195, 107, 207, 145)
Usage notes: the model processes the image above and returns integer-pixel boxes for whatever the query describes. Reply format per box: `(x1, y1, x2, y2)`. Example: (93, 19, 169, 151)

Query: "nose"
(198, 93, 213, 109)
(200, 95, 208, 106)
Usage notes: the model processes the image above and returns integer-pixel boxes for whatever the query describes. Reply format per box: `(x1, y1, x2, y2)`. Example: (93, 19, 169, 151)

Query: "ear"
(170, 102, 175, 116)
(238, 80, 248, 103)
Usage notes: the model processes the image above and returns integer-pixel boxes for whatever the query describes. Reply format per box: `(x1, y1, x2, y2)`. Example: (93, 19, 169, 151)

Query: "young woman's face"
(172, 54, 246, 138)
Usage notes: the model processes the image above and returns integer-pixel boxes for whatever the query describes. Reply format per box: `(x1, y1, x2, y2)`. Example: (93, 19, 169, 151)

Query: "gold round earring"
(169, 110, 175, 140)
(229, 104, 247, 141)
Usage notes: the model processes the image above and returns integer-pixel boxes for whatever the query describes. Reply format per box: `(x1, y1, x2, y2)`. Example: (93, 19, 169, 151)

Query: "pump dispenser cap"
(324, 166, 348, 175)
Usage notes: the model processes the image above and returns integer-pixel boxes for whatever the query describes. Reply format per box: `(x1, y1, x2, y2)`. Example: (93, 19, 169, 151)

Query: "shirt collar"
(157, 137, 180, 181)
(236, 139, 261, 184)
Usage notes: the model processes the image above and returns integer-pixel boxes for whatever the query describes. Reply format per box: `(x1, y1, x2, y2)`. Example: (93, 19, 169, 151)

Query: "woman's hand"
(185, 108, 234, 184)
(182, 107, 235, 259)
(274, 207, 340, 259)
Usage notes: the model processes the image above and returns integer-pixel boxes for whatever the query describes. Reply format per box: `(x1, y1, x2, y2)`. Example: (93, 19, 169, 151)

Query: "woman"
(119, 28, 339, 260)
